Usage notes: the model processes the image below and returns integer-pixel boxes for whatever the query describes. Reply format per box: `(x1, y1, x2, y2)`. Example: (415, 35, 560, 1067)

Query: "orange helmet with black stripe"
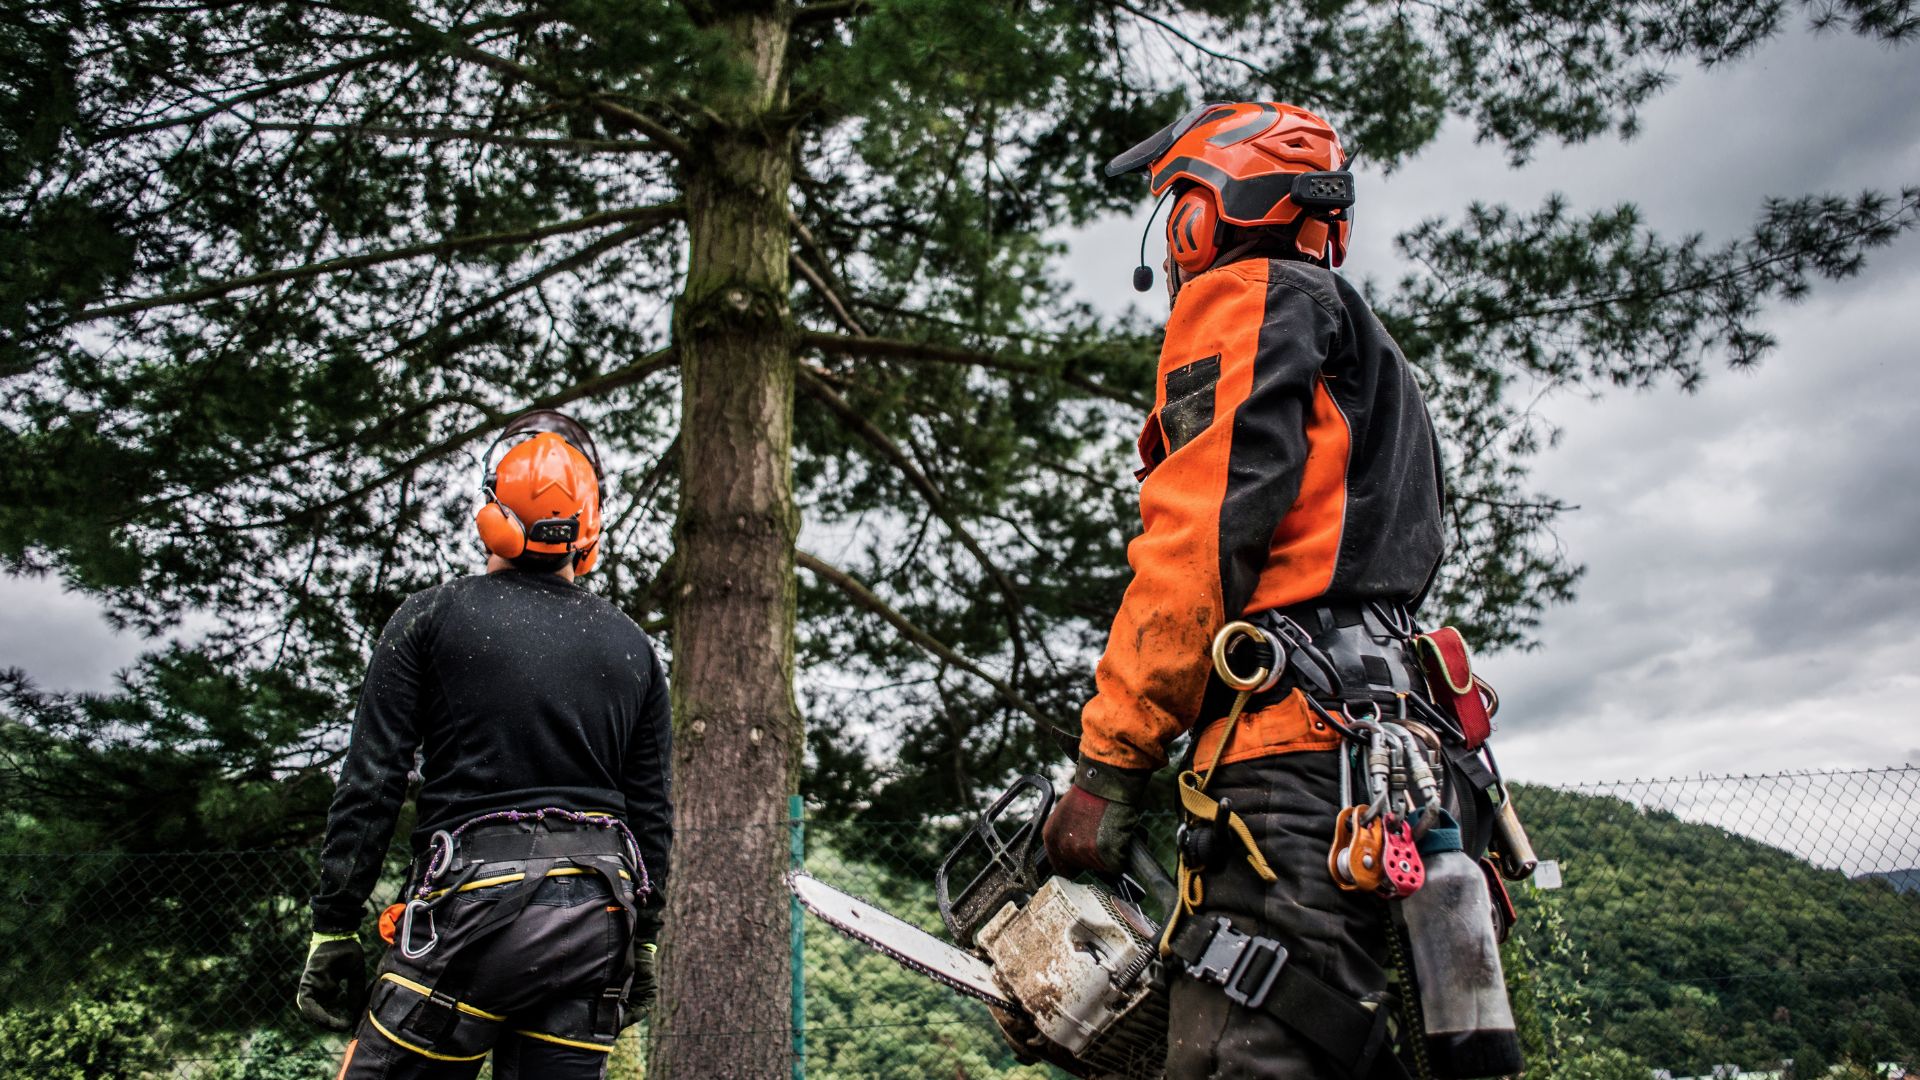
(474, 409, 605, 575)
(1108, 101, 1355, 273)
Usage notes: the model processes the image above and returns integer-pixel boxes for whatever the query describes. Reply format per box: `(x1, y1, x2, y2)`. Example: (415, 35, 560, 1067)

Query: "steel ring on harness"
(421, 829, 456, 887)
(398, 898, 439, 959)
(1210, 621, 1286, 694)
(1341, 700, 1384, 726)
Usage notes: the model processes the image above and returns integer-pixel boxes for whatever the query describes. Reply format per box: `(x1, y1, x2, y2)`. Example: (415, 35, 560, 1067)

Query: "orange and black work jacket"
(1079, 257, 1445, 772)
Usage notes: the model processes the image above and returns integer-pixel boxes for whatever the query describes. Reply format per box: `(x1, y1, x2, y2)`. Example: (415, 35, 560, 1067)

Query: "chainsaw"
(788, 775, 1179, 1080)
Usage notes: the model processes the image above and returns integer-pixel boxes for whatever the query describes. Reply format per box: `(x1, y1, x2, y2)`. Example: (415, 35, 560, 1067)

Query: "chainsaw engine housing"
(977, 877, 1168, 1080)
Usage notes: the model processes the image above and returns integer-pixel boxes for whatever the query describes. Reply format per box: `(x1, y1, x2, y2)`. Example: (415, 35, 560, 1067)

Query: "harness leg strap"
(1169, 916, 1410, 1080)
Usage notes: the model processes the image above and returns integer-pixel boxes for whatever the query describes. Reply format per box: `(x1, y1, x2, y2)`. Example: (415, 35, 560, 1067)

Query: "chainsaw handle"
(936, 774, 1055, 945)
(1122, 835, 1178, 922)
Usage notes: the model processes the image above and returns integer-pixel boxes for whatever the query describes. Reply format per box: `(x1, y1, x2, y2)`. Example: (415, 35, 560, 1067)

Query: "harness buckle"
(1185, 917, 1288, 1011)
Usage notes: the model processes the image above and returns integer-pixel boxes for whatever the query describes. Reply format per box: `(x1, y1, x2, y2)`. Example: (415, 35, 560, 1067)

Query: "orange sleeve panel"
(1078, 260, 1350, 770)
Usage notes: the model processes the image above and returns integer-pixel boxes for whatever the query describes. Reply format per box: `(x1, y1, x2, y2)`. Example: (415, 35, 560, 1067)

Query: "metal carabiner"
(1382, 722, 1444, 836)
(398, 898, 439, 959)
(1210, 621, 1286, 693)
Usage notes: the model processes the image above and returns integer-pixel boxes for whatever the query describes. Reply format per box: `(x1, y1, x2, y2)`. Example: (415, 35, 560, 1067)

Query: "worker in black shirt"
(297, 410, 672, 1080)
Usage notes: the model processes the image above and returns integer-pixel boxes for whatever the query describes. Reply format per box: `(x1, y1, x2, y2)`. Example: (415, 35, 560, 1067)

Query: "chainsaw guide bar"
(787, 871, 1015, 1010)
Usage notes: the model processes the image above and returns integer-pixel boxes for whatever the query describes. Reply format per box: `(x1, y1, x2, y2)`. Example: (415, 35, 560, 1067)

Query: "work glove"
(296, 932, 367, 1032)
(630, 941, 659, 1011)
(1042, 755, 1154, 877)
(627, 900, 663, 1016)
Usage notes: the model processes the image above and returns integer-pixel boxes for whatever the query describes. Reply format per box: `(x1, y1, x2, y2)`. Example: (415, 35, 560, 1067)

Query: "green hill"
(1509, 784, 1920, 1075)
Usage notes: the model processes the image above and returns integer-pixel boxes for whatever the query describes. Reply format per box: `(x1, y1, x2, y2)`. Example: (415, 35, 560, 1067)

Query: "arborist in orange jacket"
(1044, 102, 1447, 1079)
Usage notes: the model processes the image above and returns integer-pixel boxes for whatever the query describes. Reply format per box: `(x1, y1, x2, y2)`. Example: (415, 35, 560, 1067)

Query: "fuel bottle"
(1398, 845, 1524, 1078)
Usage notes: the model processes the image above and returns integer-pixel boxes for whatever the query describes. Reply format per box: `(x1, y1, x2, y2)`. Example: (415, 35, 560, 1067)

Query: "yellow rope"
(1158, 686, 1278, 954)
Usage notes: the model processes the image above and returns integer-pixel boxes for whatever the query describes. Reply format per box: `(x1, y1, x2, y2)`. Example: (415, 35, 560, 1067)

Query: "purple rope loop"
(412, 807, 651, 902)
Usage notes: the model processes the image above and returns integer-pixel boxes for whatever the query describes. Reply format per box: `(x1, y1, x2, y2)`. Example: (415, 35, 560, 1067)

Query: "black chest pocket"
(1161, 354, 1220, 453)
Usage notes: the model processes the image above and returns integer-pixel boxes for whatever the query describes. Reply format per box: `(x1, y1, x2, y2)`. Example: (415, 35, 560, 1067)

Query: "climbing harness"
(1162, 604, 1535, 1079)
(397, 808, 645, 961)
(1159, 621, 1414, 1080)
(364, 808, 649, 1062)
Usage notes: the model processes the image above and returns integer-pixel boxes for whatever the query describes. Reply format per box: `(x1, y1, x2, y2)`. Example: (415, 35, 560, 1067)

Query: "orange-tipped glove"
(1043, 756, 1155, 876)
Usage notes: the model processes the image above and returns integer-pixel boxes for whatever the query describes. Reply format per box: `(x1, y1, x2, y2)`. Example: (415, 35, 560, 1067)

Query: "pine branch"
(797, 364, 1040, 685)
(801, 329, 1147, 408)
(431, 40, 692, 159)
(96, 47, 409, 139)
(794, 550, 1057, 732)
(791, 254, 869, 335)
(245, 121, 660, 154)
(797, 366, 1024, 601)
(1100, 0, 1274, 88)
(181, 347, 678, 535)
(375, 219, 668, 363)
(791, 0, 871, 27)
(1415, 190, 1920, 332)
(67, 204, 682, 326)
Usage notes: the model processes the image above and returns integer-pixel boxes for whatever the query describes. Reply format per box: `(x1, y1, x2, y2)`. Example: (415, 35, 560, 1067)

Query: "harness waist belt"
(1202, 601, 1425, 720)
(443, 818, 631, 870)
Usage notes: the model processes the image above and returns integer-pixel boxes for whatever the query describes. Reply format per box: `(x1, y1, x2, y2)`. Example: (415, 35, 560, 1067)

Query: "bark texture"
(650, 4, 800, 1077)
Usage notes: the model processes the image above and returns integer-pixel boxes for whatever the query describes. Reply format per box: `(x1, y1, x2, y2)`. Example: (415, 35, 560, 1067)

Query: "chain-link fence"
(2, 765, 1915, 1078)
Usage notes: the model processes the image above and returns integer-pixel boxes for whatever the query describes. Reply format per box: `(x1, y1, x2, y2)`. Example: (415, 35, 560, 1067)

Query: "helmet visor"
(1105, 101, 1232, 177)
(499, 408, 604, 478)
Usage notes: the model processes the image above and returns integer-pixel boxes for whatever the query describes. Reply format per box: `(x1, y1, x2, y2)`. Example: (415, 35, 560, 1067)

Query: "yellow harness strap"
(1158, 686, 1279, 955)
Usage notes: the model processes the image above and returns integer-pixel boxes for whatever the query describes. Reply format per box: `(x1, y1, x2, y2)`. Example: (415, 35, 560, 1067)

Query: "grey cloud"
(0, 575, 148, 693)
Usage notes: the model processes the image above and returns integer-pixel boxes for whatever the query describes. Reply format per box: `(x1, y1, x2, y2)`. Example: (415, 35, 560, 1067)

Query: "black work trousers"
(1166, 747, 1396, 1079)
(338, 873, 632, 1080)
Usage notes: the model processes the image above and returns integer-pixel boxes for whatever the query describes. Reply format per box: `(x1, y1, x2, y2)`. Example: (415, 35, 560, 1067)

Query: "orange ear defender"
(474, 410, 605, 574)
(474, 498, 530, 559)
(1166, 188, 1221, 275)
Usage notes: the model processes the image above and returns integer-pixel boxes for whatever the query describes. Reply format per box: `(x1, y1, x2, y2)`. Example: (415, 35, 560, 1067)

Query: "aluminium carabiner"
(398, 899, 439, 959)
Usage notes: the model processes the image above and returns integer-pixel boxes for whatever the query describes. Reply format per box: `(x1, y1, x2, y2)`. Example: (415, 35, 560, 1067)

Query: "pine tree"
(2, 0, 1915, 1072)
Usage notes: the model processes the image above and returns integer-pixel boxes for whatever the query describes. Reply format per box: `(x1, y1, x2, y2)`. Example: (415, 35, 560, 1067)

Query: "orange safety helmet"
(1108, 101, 1355, 274)
(474, 409, 605, 575)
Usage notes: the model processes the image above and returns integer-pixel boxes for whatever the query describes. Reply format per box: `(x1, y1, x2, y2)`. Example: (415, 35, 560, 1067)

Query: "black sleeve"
(1216, 273, 1340, 616)
(622, 641, 673, 919)
(311, 591, 433, 933)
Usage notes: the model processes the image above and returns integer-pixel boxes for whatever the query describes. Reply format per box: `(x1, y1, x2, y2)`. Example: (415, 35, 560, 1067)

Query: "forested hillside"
(1510, 784, 1920, 1076)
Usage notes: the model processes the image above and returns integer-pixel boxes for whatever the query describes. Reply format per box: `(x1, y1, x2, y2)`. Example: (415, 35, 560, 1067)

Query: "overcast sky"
(3, 18, 1916, 794)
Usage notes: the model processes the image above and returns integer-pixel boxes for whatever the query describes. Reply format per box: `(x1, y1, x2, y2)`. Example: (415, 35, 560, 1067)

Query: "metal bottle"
(1398, 847, 1524, 1078)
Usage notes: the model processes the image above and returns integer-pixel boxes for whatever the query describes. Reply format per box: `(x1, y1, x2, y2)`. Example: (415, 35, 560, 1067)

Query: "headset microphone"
(1131, 188, 1176, 292)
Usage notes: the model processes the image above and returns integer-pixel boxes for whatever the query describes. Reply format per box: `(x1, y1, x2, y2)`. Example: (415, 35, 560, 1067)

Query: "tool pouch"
(1414, 628, 1491, 749)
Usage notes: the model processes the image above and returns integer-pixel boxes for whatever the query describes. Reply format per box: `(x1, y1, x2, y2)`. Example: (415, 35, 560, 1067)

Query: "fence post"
(789, 794, 806, 1080)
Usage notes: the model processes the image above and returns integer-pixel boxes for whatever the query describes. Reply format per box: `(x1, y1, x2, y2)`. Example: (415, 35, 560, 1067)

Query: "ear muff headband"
(1168, 189, 1220, 274)
(473, 415, 602, 568)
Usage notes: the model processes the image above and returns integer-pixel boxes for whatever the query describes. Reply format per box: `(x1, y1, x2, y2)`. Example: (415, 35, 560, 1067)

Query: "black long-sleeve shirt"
(312, 569, 672, 933)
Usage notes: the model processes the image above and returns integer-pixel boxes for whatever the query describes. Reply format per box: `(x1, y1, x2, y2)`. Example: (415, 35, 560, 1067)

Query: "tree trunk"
(651, 4, 798, 1078)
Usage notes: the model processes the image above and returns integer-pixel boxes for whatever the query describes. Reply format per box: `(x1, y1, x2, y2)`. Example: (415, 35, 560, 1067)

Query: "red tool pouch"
(1414, 627, 1492, 749)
